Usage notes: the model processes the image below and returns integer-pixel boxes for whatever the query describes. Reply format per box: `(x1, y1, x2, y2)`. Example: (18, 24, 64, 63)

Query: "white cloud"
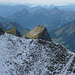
(0, 0, 75, 4)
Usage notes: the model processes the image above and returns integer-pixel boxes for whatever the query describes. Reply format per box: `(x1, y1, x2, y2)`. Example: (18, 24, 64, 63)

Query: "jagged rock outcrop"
(0, 33, 75, 75)
(5, 27, 22, 37)
(22, 25, 51, 41)
(0, 28, 4, 35)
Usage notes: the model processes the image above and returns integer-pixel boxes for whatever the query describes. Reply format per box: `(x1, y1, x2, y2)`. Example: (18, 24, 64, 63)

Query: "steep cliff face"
(0, 33, 75, 75)
(5, 27, 22, 37)
(38, 27, 51, 41)
(0, 28, 4, 35)
(22, 25, 51, 41)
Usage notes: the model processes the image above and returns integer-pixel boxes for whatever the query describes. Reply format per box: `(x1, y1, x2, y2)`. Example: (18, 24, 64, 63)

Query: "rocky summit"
(0, 33, 75, 75)
(22, 25, 51, 41)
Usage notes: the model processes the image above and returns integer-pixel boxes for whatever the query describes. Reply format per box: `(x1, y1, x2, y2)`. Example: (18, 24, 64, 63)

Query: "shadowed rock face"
(0, 28, 4, 35)
(22, 25, 51, 41)
(38, 27, 51, 41)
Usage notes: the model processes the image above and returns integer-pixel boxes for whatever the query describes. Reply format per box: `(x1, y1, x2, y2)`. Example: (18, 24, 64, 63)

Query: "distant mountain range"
(0, 4, 44, 17)
(0, 4, 30, 17)
(49, 21, 75, 52)
(5, 7, 75, 30)
(0, 22, 6, 31)
(0, 16, 5, 22)
(0, 5, 75, 30)
(0, 4, 75, 17)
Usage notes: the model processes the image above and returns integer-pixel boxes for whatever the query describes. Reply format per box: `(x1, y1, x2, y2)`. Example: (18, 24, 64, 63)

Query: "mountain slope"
(0, 22, 6, 31)
(49, 21, 75, 52)
(0, 33, 75, 75)
(0, 4, 43, 17)
(5, 27, 22, 37)
(2, 22, 29, 35)
(7, 7, 75, 30)
(0, 4, 31, 17)
(0, 16, 5, 22)
(22, 25, 51, 41)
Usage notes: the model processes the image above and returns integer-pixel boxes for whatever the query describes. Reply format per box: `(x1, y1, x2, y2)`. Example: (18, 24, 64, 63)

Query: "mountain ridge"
(7, 7, 75, 30)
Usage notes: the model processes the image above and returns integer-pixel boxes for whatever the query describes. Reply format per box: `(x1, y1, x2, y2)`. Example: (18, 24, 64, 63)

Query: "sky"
(0, 0, 75, 5)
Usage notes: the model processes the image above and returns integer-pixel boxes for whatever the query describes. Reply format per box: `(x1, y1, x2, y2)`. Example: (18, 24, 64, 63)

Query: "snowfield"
(0, 33, 75, 75)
